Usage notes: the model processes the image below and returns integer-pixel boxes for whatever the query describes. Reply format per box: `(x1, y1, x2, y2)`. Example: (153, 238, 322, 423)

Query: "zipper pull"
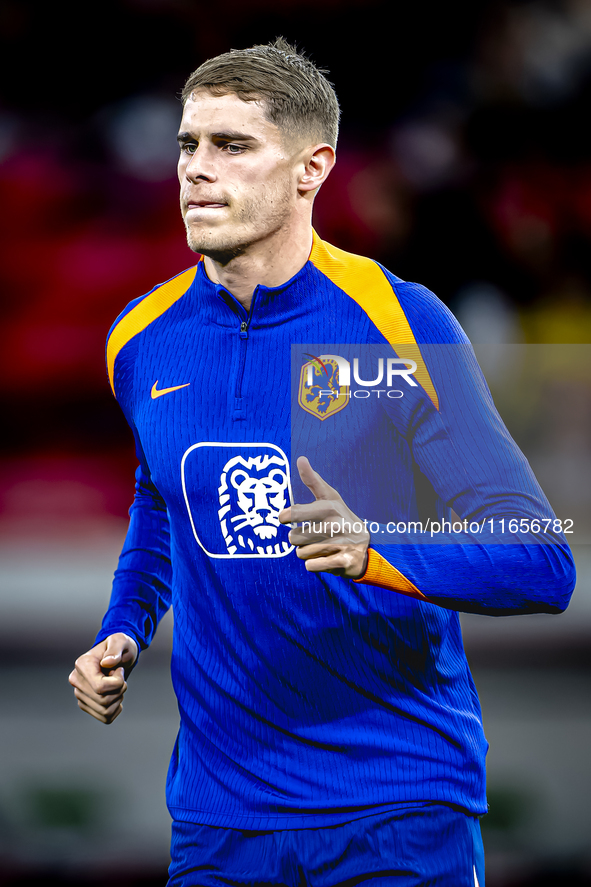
(239, 320, 248, 339)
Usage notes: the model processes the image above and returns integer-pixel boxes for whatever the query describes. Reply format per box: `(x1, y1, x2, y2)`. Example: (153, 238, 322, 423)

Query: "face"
(177, 90, 303, 261)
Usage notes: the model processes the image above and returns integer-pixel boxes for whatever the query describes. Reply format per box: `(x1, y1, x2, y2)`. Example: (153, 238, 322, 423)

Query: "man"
(69, 39, 575, 886)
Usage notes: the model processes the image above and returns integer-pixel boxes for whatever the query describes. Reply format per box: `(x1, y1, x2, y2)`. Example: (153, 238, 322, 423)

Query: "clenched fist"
(69, 633, 138, 725)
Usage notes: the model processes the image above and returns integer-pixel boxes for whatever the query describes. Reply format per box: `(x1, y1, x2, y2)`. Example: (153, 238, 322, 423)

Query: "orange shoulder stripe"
(106, 266, 198, 395)
(354, 548, 427, 599)
(309, 232, 439, 409)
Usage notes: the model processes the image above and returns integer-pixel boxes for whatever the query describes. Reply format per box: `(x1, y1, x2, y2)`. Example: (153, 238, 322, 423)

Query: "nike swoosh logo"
(151, 380, 191, 399)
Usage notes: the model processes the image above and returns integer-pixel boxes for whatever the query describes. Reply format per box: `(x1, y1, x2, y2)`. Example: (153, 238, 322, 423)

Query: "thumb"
(100, 634, 136, 669)
(296, 456, 337, 501)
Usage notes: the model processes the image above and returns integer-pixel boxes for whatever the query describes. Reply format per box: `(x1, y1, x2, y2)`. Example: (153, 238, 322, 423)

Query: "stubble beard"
(182, 179, 295, 266)
(184, 222, 248, 264)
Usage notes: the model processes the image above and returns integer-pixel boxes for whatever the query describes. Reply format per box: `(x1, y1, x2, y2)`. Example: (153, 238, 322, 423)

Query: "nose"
(182, 144, 216, 183)
(253, 486, 272, 516)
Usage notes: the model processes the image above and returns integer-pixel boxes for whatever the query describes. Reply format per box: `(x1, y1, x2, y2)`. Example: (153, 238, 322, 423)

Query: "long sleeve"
(95, 314, 173, 651)
(95, 458, 173, 650)
(360, 538, 575, 615)
(356, 296, 576, 615)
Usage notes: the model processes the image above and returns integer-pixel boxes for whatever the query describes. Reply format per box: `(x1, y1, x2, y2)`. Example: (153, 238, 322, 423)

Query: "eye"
(224, 143, 246, 154)
(180, 142, 197, 155)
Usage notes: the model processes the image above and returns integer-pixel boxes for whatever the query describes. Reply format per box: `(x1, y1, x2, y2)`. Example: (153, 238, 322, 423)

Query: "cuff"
(354, 548, 427, 600)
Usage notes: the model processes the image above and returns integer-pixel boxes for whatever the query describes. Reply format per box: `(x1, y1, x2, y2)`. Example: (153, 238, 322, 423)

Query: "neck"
(202, 221, 314, 312)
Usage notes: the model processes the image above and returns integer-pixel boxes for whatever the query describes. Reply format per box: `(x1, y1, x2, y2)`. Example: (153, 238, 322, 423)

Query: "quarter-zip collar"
(193, 248, 318, 329)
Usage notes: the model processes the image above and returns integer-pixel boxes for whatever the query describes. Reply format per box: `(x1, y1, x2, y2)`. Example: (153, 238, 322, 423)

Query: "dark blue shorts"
(167, 804, 485, 886)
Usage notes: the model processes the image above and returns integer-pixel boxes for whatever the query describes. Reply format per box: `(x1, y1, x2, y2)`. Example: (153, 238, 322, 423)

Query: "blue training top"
(96, 233, 575, 829)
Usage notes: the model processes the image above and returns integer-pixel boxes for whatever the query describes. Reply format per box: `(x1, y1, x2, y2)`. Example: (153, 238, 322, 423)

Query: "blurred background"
(1, 0, 590, 883)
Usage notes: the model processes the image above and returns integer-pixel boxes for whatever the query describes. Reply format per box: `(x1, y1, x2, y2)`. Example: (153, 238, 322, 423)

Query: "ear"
(298, 144, 336, 194)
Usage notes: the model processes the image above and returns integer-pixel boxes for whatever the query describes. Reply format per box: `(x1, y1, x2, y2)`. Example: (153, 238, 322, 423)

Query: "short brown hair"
(181, 37, 340, 149)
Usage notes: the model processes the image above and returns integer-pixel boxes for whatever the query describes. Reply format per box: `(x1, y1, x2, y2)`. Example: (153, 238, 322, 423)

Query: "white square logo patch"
(181, 442, 295, 558)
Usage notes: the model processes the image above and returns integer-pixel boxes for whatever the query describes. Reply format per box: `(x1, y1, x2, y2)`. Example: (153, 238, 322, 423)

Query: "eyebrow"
(176, 130, 260, 144)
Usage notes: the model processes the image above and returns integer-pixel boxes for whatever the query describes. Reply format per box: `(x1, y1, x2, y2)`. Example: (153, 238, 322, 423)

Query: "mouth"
(185, 200, 227, 211)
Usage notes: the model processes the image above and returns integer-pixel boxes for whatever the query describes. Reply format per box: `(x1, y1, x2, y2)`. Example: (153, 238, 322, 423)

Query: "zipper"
(233, 293, 258, 420)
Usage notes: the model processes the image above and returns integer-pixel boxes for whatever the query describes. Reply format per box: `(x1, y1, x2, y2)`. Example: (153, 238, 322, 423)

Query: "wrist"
(350, 546, 370, 580)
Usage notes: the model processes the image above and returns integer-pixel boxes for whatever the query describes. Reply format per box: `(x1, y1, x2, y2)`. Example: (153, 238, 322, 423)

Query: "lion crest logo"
(217, 453, 293, 556)
(181, 442, 294, 558)
(298, 354, 349, 420)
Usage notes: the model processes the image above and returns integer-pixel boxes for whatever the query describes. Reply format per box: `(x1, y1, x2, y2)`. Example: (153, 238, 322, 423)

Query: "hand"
(279, 456, 370, 579)
(69, 633, 138, 725)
